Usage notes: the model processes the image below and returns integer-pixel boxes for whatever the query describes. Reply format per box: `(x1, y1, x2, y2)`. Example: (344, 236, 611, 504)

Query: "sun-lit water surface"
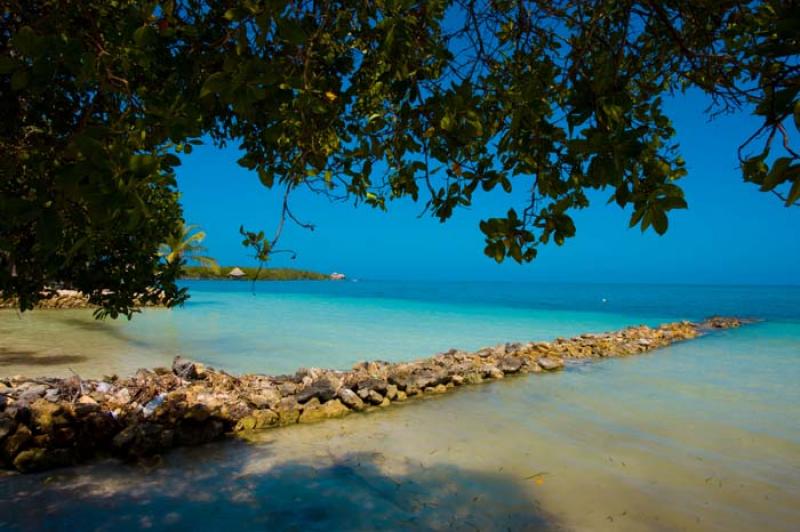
(0, 281, 798, 530)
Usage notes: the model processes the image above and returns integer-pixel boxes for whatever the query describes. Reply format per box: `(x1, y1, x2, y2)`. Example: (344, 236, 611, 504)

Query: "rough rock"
(296, 377, 340, 404)
(174, 419, 224, 446)
(17, 384, 48, 404)
(0, 416, 16, 441)
(365, 390, 384, 406)
(0, 317, 747, 473)
(298, 399, 349, 424)
(355, 378, 388, 394)
(480, 365, 504, 379)
(13, 447, 75, 473)
(247, 388, 281, 409)
(385, 384, 398, 400)
(537, 356, 565, 371)
(172, 356, 205, 380)
(274, 397, 301, 426)
(338, 388, 366, 411)
(3, 425, 32, 461)
(235, 409, 279, 431)
(498, 356, 524, 373)
(30, 400, 68, 432)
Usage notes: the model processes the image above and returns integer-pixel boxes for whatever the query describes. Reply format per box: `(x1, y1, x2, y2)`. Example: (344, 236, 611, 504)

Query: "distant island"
(181, 266, 331, 281)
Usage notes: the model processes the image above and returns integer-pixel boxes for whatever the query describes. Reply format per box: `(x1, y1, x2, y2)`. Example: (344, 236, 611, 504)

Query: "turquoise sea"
(1, 281, 799, 530)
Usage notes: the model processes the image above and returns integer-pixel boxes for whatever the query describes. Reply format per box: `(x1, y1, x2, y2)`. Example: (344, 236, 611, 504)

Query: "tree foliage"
(1, 0, 798, 316)
(159, 223, 220, 272)
(181, 265, 327, 280)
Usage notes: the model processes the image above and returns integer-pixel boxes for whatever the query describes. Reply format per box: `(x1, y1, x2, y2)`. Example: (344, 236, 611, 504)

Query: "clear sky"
(176, 89, 799, 285)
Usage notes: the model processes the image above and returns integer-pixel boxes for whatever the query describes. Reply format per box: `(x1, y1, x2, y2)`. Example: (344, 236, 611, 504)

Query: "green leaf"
(279, 20, 306, 44)
(652, 209, 668, 235)
(224, 8, 248, 21)
(200, 72, 227, 98)
(762, 157, 792, 191)
(440, 114, 454, 131)
(0, 56, 17, 74)
(10, 69, 29, 91)
(133, 26, 157, 47)
(129, 154, 160, 177)
(258, 167, 274, 187)
(786, 178, 800, 206)
(11, 26, 40, 57)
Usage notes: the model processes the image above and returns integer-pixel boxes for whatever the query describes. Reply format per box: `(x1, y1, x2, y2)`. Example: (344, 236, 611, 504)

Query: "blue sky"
(177, 89, 799, 285)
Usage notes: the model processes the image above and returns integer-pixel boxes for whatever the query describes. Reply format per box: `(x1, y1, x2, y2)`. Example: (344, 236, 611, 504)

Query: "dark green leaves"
(2, 0, 797, 317)
(480, 210, 537, 264)
(10, 69, 29, 91)
(200, 72, 228, 98)
(133, 25, 157, 47)
(10, 26, 41, 57)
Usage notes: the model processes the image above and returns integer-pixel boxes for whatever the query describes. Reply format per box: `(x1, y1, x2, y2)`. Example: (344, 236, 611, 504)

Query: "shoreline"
(0, 274, 331, 310)
(0, 316, 747, 473)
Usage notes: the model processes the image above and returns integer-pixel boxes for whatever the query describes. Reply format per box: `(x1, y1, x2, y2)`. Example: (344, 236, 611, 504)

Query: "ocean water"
(0, 281, 799, 530)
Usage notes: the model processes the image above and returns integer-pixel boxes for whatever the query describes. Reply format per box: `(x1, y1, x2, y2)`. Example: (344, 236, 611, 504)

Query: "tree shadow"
(53, 316, 154, 350)
(0, 440, 558, 531)
(0, 347, 87, 367)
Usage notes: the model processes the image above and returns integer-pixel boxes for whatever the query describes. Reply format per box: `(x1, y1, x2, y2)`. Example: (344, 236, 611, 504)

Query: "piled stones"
(0, 289, 167, 310)
(0, 290, 91, 310)
(0, 317, 748, 473)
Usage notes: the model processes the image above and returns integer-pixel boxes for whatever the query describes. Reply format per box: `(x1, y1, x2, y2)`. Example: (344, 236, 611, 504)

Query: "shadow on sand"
(53, 316, 155, 350)
(0, 440, 556, 531)
(0, 347, 88, 367)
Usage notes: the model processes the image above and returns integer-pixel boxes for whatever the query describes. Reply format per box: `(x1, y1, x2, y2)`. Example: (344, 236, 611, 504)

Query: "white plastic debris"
(142, 393, 166, 417)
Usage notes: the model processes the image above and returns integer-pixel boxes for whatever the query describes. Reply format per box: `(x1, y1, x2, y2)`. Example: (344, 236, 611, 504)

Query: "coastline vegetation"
(2, 1, 797, 317)
(181, 266, 328, 281)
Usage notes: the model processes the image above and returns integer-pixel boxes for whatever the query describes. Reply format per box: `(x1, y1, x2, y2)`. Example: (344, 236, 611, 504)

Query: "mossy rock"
(234, 410, 279, 431)
(298, 399, 350, 424)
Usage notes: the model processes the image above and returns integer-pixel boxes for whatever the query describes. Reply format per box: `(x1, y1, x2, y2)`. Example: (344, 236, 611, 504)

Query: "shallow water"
(1, 281, 799, 530)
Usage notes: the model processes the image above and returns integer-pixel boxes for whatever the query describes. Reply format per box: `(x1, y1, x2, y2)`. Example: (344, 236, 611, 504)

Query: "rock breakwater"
(0, 317, 747, 473)
(0, 289, 166, 310)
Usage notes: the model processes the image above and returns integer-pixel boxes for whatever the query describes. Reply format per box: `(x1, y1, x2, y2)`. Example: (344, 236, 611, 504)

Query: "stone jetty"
(0, 317, 747, 473)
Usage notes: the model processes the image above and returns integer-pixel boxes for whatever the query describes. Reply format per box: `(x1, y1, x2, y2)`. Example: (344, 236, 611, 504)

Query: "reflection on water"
(1, 282, 799, 530)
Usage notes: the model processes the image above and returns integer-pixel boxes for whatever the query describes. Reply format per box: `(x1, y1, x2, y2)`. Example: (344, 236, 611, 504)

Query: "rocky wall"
(0, 317, 747, 473)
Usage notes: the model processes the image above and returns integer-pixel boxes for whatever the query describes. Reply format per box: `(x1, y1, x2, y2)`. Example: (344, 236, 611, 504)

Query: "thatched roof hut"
(228, 267, 246, 279)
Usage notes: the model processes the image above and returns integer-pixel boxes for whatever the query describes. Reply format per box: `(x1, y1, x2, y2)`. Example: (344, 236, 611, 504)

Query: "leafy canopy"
(1, 0, 798, 317)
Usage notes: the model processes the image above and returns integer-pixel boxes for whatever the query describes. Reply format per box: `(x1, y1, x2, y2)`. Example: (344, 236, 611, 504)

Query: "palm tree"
(159, 223, 220, 272)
